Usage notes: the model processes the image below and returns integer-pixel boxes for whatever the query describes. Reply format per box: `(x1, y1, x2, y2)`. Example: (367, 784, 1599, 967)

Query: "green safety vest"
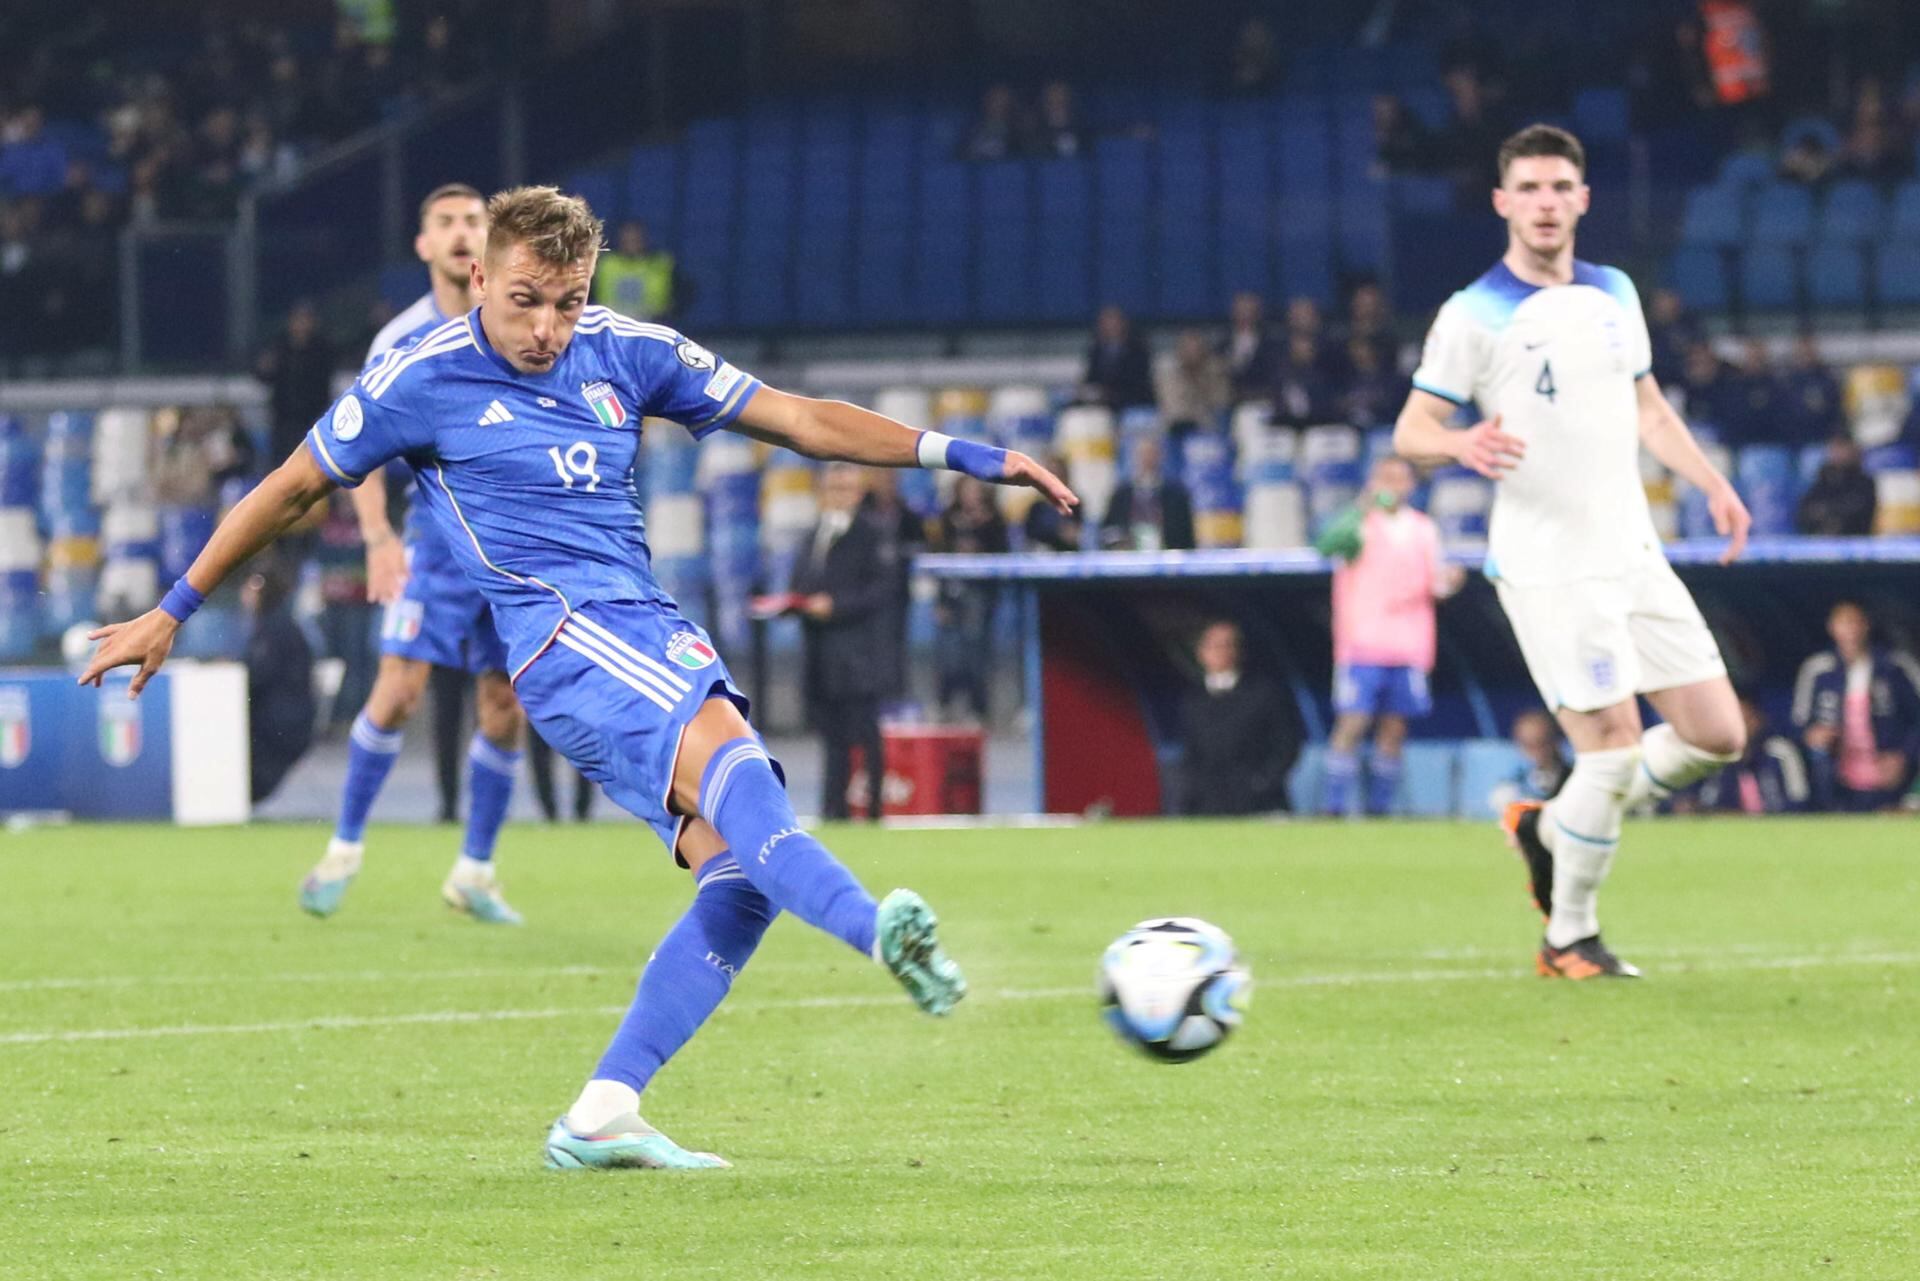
(595, 252, 676, 320)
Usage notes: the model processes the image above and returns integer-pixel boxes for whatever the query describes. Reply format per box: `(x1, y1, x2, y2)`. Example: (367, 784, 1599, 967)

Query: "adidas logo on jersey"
(477, 400, 514, 425)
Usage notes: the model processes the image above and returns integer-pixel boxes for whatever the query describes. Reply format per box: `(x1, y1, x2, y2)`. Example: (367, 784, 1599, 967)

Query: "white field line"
(2, 951, 1917, 1048)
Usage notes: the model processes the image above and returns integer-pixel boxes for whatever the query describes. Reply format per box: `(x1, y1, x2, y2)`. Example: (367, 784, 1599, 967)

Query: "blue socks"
(699, 737, 878, 957)
(592, 855, 778, 1093)
(1366, 750, 1402, 816)
(1322, 748, 1359, 816)
(463, 734, 521, 861)
(336, 711, 402, 842)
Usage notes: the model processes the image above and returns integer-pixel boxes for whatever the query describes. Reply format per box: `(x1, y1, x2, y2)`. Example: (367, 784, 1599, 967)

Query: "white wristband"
(916, 430, 954, 470)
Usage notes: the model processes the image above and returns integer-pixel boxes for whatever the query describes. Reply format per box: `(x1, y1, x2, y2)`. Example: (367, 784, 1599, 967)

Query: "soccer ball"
(1097, 917, 1251, 1063)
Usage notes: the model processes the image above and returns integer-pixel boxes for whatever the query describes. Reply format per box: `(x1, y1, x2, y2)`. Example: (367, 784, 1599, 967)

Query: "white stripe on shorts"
(556, 633, 674, 713)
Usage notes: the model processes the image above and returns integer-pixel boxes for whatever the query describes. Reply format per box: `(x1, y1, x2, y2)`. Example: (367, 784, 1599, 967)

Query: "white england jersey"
(1411, 259, 1659, 587)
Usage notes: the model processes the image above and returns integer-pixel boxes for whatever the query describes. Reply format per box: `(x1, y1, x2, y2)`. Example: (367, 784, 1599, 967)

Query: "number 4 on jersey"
(1534, 360, 1556, 403)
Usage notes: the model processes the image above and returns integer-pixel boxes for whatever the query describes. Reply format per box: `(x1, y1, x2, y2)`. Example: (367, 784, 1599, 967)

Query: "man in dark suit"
(791, 464, 903, 821)
(1177, 620, 1299, 815)
(1100, 434, 1194, 550)
(1082, 304, 1156, 410)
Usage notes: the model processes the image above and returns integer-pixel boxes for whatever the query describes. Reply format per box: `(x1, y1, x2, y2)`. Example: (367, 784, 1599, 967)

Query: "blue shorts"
(512, 600, 777, 861)
(1333, 663, 1432, 719)
(379, 544, 508, 674)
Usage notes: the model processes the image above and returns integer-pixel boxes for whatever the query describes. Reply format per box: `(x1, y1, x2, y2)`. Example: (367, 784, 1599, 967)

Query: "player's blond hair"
(483, 186, 604, 266)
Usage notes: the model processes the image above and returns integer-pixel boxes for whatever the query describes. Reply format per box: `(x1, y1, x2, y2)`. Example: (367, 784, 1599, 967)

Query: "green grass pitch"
(3, 817, 1917, 1279)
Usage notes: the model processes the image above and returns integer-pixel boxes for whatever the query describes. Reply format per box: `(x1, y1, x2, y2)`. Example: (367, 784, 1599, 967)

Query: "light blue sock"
(1365, 750, 1403, 816)
(699, 737, 878, 957)
(1322, 748, 1360, 816)
(463, 734, 520, 862)
(593, 855, 777, 1093)
(335, 711, 402, 843)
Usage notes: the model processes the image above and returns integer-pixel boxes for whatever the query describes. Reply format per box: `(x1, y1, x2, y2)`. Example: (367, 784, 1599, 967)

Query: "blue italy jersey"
(304, 306, 762, 675)
(364, 292, 451, 555)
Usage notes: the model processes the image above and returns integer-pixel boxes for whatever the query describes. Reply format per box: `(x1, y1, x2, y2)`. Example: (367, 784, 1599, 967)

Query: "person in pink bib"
(1316, 455, 1465, 814)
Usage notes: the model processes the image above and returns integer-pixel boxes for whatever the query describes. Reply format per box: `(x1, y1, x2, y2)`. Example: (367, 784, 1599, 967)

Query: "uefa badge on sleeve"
(666, 631, 717, 671)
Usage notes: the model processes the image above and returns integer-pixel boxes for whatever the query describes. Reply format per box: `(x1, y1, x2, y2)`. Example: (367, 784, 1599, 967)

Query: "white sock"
(1543, 746, 1638, 948)
(450, 854, 495, 884)
(1622, 723, 1738, 810)
(566, 1079, 640, 1133)
(319, 838, 363, 877)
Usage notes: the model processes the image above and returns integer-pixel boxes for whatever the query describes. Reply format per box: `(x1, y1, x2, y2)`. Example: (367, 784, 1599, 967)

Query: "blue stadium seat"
(1740, 246, 1797, 312)
(1892, 182, 1920, 239)
(1034, 229, 1091, 323)
(625, 145, 680, 243)
(1736, 445, 1798, 536)
(1095, 217, 1150, 313)
(974, 160, 1029, 221)
(1818, 180, 1883, 244)
(1714, 148, 1774, 192)
(1806, 243, 1867, 311)
(855, 233, 912, 325)
(1573, 88, 1629, 141)
(1750, 184, 1815, 247)
(1874, 241, 1920, 308)
(1667, 246, 1729, 311)
(1679, 184, 1745, 248)
(975, 219, 1034, 323)
(1864, 443, 1919, 473)
(1095, 136, 1151, 209)
(1275, 117, 1332, 199)
(1400, 86, 1450, 130)
(564, 167, 621, 226)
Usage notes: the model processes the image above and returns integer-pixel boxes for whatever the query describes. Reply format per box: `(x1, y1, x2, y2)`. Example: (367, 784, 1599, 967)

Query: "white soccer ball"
(1097, 917, 1252, 1063)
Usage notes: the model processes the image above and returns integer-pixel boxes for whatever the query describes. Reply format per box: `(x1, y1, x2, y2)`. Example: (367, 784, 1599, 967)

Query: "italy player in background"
(1394, 125, 1751, 980)
(82, 186, 1077, 1169)
(298, 182, 530, 925)
(1314, 454, 1464, 816)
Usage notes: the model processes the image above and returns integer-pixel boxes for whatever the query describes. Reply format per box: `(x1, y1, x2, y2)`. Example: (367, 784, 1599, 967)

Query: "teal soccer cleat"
(299, 839, 362, 918)
(875, 888, 967, 1016)
(441, 874, 524, 926)
(543, 1115, 731, 1170)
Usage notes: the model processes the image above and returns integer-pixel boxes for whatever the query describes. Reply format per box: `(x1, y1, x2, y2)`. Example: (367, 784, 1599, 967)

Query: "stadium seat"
(1875, 469, 1920, 533)
(1818, 180, 1883, 244)
(1057, 405, 1118, 520)
(1735, 445, 1798, 536)
(1873, 241, 1920, 309)
(1892, 182, 1920, 239)
(1806, 243, 1867, 312)
(1864, 443, 1919, 473)
(1749, 184, 1814, 247)
(1715, 148, 1773, 191)
(1679, 184, 1745, 248)
(1243, 479, 1307, 549)
(625, 145, 681, 242)
(564, 167, 621, 227)
(1572, 88, 1629, 141)
(1739, 246, 1798, 313)
(1667, 245, 1729, 311)
(1398, 742, 1460, 817)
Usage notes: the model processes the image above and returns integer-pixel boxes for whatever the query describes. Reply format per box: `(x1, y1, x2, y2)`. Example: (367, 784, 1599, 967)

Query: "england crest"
(665, 631, 717, 670)
(0, 686, 29, 768)
(581, 380, 629, 429)
(99, 692, 143, 767)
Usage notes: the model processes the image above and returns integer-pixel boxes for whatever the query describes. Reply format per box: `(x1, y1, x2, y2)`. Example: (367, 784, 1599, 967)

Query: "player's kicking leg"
(439, 669, 527, 924)
(301, 655, 431, 917)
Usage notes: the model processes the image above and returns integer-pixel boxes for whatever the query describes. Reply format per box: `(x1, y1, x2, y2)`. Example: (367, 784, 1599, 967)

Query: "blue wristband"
(947, 437, 1007, 480)
(158, 577, 205, 623)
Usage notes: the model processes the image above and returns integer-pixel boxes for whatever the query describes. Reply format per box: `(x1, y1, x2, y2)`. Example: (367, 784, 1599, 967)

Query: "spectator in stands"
(1023, 452, 1086, 552)
(0, 107, 65, 197)
(1488, 709, 1571, 813)
(1647, 288, 1704, 388)
(1339, 281, 1398, 376)
(1780, 335, 1842, 444)
(1315, 455, 1464, 816)
(961, 83, 1027, 162)
(1032, 81, 1087, 159)
(593, 219, 688, 323)
(1283, 295, 1324, 348)
(1689, 695, 1810, 814)
(1793, 601, 1920, 812)
(255, 299, 341, 464)
(1225, 18, 1280, 96)
(1101, 435, 1193, 551)
(242, 559, 315, 804)
(1219, 292, 1280, 403)
(1159, 330, 1231, 432)
(1436, 63, 1505, 193)
(1797, 436, 1878, 536)
(1372, 94, 1433, 175)
(933, 476, 1009, 720)
(1338, 336, 1405, 429)
(0, 199, 47, 363)
(1722, 339, 1785, 444)
(792, 464, 897, 820)
(1271, 328, 1335, 428)
(1840, 78, 1910, 183)
(1679, 340, 1742, 432)
(1082, 304, 1155, 411)
(1177, 620, 1297, 814)
(859, 469, 924, 705)
(1777, 130, 1835, 185)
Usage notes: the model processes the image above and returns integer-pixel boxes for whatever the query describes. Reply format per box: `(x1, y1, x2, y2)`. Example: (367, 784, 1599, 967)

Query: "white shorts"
(1494, 557, 1726, 713)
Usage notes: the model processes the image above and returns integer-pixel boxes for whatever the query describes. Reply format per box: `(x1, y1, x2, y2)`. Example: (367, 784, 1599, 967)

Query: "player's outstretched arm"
(729, 387, 1078, 514)
(1634, 374, 1750, 563)
(350, 469, 408, 604)
(1392, 390, 1525, 479)
(79, 447, 338, 695)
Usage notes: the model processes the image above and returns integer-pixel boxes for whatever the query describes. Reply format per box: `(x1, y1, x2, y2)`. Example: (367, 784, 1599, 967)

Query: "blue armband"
(158, 577, 205, 623)
(916, 430, 1007, 480)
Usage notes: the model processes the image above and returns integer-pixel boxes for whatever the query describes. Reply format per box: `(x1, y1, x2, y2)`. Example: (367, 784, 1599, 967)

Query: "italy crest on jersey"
(582, 380, 629, 429)
(666, 631, 717, 670)
(0, 686, 29, 768)
(98, 693, 142, 767)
